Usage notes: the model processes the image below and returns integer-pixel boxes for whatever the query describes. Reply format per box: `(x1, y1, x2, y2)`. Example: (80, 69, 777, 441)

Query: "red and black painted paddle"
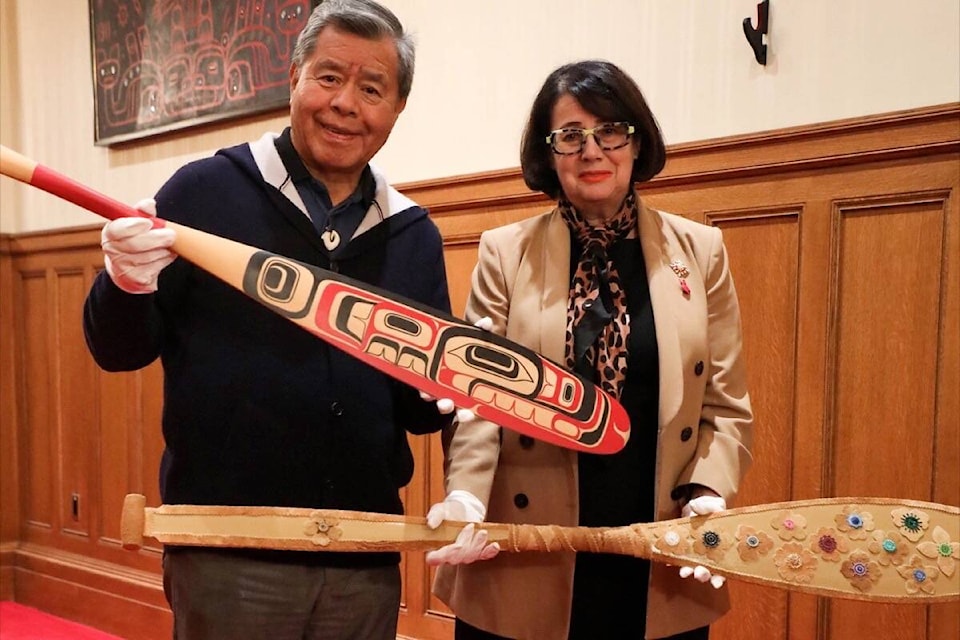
(0, 145, 630, 454)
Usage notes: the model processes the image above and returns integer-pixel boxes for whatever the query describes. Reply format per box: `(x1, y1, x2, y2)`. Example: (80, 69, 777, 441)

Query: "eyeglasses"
(545, 122, 635, 155)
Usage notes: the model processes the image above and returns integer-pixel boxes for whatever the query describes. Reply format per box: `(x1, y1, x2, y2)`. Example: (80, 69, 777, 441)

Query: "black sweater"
(83, 139, 452, 565)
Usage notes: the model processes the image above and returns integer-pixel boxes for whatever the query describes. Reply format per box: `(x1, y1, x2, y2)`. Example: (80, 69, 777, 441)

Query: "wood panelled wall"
(1, 104, 957, 640)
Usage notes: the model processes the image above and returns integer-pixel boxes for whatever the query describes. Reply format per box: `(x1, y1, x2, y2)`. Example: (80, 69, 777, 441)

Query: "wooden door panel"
(442, 241, 481, 318)
(829, 196, 944, 497)
(708, 209, 801, 640)
(825, 195, 955, 640)
(929, 167, 960, 640)
(57, 269, 97, 540)
(20, 271, 54, 532)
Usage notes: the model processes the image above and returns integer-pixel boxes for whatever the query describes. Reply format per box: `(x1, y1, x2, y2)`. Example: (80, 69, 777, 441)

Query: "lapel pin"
(669, 260, 691, 296)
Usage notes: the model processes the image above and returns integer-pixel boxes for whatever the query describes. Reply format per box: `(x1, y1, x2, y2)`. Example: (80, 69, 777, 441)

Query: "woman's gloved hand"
(679, 493, 728, 588)
(101, 198, 176, 294)
(424, 490, 500, 566)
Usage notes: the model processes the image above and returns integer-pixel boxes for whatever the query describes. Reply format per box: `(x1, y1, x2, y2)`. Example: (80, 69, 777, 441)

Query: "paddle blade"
(0, 145, 631, 454)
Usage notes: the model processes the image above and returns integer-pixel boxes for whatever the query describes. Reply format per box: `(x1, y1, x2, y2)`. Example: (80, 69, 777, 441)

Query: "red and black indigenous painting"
(90, 0, 318, 145)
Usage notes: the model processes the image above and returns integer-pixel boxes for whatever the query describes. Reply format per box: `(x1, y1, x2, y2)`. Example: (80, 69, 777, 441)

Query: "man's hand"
(101, 198, 176, 294)
(424, 490, 500, 566)
(418, 316, 493, 422)
(419, 390, 457, 415)
(680, 493, 728, 588)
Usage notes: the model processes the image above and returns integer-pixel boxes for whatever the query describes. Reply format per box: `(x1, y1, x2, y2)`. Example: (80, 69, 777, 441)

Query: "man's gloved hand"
(419, 316, 493, 422)
(680, 494, 728, 589)
(101, 198, 176, 294)
(420, 390, 457, 415)
(424, 490, 500, 566)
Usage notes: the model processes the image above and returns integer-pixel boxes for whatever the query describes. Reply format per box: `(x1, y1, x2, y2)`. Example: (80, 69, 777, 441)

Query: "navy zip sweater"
(83, 138, 452, 565)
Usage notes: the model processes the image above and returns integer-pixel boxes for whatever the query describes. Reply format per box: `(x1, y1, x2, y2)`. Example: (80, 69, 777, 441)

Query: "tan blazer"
(433, 199, 754, 640)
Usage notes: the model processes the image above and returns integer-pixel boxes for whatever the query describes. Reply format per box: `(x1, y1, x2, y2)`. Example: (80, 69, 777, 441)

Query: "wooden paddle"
(120, 494, 959, 603)
(0, 144, 629, 454)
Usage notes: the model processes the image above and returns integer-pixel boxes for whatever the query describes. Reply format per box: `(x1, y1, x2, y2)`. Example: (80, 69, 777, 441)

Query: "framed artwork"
(89, 0, 319, 146)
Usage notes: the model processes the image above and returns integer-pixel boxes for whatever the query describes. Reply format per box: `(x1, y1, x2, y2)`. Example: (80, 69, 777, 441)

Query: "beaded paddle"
(121, 494, 959, 603)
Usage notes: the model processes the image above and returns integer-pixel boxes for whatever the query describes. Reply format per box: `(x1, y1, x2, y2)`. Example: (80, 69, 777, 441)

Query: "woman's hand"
(424, 490, 500, 566)
(680, 491, 727, 588)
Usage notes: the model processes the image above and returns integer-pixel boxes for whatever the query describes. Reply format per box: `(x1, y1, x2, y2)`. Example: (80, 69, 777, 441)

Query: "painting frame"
(89, 0, 319, 146)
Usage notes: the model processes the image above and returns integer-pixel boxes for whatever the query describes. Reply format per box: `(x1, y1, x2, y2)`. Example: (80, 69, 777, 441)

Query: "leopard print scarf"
(560, 191, 638, 399)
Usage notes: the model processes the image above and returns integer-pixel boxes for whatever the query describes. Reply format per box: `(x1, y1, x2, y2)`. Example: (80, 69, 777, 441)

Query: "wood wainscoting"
(1, 104, 957, 640)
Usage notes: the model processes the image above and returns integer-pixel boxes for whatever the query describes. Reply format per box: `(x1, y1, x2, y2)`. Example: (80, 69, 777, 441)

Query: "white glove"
(420, 390, 457, 415)
(472, 316, 494, 332)
(424, 490, 500, 566)
(680, 494, 728, 589)
(418, 317, 493, 422)
(101, 198, 176, 294)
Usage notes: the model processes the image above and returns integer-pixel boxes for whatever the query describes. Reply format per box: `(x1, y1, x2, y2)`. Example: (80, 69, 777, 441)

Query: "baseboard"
(10, 542, 171, 640)
(0, 541, 15, 600)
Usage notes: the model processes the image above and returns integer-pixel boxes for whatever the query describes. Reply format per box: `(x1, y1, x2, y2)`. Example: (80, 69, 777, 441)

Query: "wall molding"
(401, 102, 960, 213)
(3, 103, 956, 252)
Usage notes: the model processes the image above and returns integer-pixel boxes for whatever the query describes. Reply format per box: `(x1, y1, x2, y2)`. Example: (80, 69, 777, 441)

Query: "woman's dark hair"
(520, 60, 666, 199)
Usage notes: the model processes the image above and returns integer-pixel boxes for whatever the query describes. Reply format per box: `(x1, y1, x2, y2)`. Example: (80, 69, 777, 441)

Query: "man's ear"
(289, 64, 301, 93)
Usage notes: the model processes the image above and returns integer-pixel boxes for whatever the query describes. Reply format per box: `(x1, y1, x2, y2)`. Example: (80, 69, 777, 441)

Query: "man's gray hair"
(292, 0, 415, 100)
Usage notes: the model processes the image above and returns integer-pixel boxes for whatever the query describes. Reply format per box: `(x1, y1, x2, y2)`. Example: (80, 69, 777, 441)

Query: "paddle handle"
(0, 145, 160, 225)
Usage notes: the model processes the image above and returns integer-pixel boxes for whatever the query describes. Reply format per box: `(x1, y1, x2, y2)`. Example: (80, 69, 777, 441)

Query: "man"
(83, 2, 451, 638)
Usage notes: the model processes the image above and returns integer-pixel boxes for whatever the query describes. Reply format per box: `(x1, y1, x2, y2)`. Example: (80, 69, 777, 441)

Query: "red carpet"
(0, 601, 124, 639)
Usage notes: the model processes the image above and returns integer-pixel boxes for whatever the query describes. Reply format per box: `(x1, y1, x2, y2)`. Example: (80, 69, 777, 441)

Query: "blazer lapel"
(538, 210, 571, 364)
(639, 203, 683, 426)
(510, 208, 570, 364)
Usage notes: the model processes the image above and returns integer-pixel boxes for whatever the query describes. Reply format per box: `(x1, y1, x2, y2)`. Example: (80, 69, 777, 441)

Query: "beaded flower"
(811, 526, 849, 562)
(304, 513, 343, 547)
(771, 511, 808, 541)
(840, 549, 881, 593)
(890, 508, 930, 542)
(653, 525, 693, 556)
(735, 525, 775, 562)
(692, 525, 734, 562)
(916, 525, 958, 578)
(834, 505, 875, 540)
(897, 555, 939, 595)
(774, 541, 818, 583)
(867, 529, 910, 567)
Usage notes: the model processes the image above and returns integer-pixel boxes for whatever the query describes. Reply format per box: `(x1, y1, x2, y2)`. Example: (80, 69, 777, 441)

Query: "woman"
(427, 60, 754, 640)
